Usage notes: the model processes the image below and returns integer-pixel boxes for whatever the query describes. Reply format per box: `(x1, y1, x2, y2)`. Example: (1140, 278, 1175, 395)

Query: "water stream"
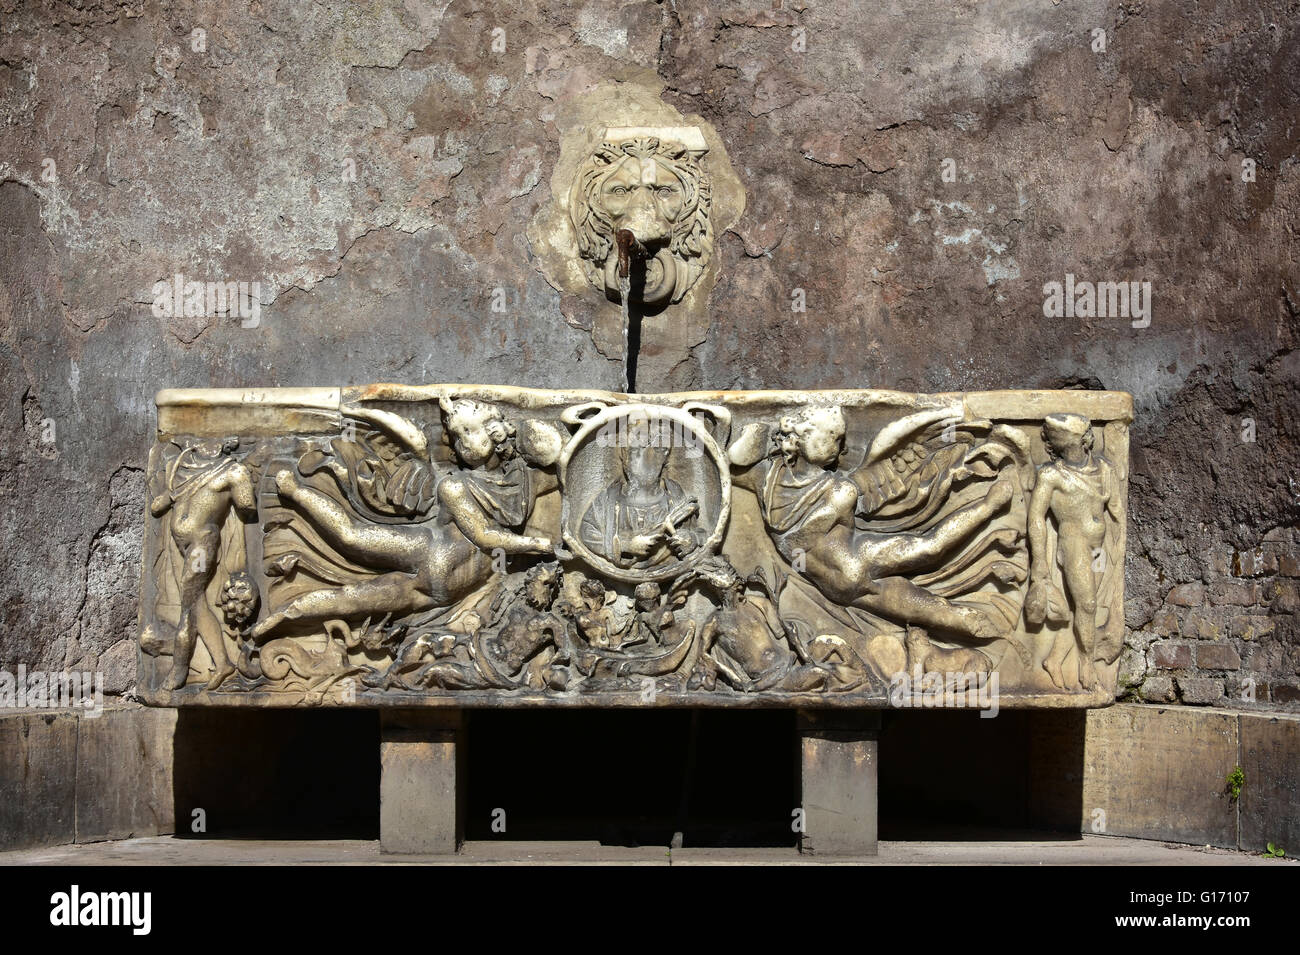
(619, 272, 632, 393)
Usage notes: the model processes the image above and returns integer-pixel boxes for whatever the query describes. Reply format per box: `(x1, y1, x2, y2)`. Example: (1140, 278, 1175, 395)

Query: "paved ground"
(0, 835, 1288, 865)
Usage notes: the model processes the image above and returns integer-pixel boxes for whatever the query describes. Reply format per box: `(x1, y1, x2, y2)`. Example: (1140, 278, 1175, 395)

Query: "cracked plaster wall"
(0, 0, 1296, 706)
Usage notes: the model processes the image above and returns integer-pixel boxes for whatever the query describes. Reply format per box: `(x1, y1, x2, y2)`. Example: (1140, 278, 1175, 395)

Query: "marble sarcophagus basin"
(137, 385, 1132, 711)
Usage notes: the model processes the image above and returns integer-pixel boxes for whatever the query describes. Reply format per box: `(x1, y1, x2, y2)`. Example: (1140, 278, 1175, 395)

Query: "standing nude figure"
(730, 407, 1015, 641)
(1026, 413, 1120, 690)
(250, 398, 558, 641)
(150, 438, 257, 689)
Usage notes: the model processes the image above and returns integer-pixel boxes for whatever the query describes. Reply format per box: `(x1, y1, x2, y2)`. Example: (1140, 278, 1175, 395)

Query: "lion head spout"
(569, 136, 713, 306)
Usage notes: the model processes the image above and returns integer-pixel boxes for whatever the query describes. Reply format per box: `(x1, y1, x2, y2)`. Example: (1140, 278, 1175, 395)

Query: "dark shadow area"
(878, 709, 1087, 841)
(603, 257, 671, 392)
(173, 709, 379, 839)
(464, 709, 798, 847)
(626, 300, 642, 390)
(169, 706, 1086, 846)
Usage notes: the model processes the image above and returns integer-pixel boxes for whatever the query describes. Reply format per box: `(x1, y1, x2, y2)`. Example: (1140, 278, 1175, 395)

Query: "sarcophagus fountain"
(141, 385, 1131, 709)
(137, 118, 1133, 855)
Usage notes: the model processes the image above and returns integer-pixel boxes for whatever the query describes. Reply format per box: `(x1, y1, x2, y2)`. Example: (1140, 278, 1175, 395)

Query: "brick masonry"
(1122, 527, 1300, 710)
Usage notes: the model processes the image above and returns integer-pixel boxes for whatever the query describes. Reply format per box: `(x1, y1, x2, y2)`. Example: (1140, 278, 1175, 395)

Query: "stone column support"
(380, 709, 463, 854)
(797, 709, 880, 857)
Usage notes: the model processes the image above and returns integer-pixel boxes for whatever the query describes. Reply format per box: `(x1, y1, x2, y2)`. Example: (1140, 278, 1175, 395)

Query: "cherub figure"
(1025, 413, 1121, 690)
(251, 398, 559, 642)
(149, 437, 258, 690)
(571, 577, 622, 649)
(614, 580, 690, 650)
(730, 407, 1015, 641)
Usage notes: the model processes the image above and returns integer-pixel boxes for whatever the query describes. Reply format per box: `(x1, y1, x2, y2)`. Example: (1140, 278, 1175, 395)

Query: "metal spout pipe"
(615, 228, 649, 279)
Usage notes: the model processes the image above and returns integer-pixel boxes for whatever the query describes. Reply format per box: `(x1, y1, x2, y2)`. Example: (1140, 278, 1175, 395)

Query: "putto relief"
(137, 386, 1131, 710)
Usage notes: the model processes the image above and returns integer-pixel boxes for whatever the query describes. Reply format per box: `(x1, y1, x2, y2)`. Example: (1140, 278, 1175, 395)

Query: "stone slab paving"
(0, 835, 1290, 865)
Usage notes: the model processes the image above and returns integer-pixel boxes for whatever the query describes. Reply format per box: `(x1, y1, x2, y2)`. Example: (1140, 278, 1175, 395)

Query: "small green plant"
(1262, 842, 1286, 859)
(1226, 765, 1245, 801)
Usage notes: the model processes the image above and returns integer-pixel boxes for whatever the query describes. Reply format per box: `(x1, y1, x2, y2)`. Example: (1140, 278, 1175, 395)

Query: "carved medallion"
(558, 402, 731, 582)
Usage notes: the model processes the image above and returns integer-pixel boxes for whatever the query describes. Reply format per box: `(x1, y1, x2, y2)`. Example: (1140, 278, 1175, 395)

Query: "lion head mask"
(569, 136, 713, 306)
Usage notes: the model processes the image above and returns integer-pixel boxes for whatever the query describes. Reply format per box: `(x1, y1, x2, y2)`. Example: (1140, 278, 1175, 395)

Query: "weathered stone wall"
(1, 1, 1296, 706)
(1127, 528, 1300, 706)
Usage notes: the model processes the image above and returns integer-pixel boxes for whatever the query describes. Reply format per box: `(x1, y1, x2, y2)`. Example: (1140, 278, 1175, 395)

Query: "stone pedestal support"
(380, 710, 463, 854)
(798, 710, 880, 857)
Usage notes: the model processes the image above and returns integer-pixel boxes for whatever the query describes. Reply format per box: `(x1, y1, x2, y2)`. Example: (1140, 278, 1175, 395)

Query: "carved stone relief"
(138, 386, 1132, 709)
(567, 129, 713, 308)
(528, 82, 745, 390)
